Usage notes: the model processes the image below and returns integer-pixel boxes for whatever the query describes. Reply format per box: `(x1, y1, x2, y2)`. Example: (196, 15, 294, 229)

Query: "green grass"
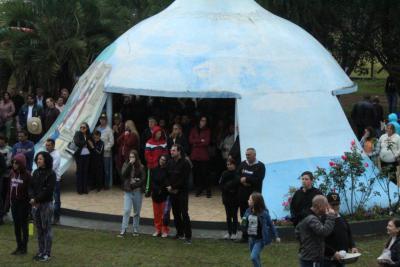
(353, 78, 386, 96)
(0, 223, 390, 267)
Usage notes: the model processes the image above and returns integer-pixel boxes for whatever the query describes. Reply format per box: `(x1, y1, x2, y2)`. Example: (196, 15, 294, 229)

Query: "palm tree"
(0, 0, 118, 95)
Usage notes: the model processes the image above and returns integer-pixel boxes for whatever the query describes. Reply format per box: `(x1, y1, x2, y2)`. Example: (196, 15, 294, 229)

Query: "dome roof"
(98, 0, 355, 98)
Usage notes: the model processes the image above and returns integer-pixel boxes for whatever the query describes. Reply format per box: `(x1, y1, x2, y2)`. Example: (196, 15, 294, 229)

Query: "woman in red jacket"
(144, 126, 168, 195)
(189, 116, 211, 198)
(116, 120, 140, 172)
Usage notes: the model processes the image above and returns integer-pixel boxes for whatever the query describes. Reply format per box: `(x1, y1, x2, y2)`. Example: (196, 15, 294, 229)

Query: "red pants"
(152, 201, 169, 234)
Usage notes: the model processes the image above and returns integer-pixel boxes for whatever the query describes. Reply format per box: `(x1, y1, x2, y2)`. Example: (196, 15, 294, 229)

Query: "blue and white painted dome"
(41, 0, 389, 218)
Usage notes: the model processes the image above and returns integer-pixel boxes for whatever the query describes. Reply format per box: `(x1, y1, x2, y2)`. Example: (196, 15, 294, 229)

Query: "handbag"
(65, 141, 79, 155)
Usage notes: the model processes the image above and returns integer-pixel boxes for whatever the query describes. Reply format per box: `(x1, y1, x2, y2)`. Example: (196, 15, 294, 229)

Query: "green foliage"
(314, 141, 379, 215)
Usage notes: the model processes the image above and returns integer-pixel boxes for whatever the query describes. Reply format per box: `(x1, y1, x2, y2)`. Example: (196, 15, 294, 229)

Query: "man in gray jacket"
(295, 195, 336, 267)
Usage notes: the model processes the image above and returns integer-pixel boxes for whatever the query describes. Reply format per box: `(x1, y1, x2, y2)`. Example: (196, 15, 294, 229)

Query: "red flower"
(341, 155, 347, 161)
(329, 161, 335, 167)
(351, 140, 356, 146)
(364, 162, 369, 167)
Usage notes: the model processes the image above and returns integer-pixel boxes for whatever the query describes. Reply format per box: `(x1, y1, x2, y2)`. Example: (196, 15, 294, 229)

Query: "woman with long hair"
(73, 122, 92, 194)
(242, 192, 280, 267)
(116, 120, 140, 172)
(29, 151, 56, 262)
(118, 149, 145, 237)
(9, 153, 30, 255)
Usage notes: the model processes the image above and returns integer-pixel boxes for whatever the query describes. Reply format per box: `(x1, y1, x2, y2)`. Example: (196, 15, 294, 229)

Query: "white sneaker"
(152, 232, 160, 237)
(132, 230, 139, 237)
(230, 233, 238, 240)
(161, 233, 168, 238)
(223, 233, 231, 240)
(117, 230, 126, 238)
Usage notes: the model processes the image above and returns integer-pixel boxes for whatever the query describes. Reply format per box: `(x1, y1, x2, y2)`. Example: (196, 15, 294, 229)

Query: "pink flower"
(282, 201, 289, 207)
(351, 140, 356, 146)
(341, 155, 347, 161)
(364, 162, 369, 167)
(329, 161, 335, 167)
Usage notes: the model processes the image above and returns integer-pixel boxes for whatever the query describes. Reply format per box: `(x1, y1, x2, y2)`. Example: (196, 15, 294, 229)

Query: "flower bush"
(313, 140, 379, 216)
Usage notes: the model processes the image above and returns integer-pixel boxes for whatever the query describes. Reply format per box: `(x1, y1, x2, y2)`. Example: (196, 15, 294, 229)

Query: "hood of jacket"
(150, 126, 166, 142)
(13, 153, 27, 171)
(389, 113, 398, 123)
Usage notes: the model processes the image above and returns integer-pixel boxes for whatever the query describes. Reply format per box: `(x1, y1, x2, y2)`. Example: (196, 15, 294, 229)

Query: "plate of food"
(341, 252, 362, 264)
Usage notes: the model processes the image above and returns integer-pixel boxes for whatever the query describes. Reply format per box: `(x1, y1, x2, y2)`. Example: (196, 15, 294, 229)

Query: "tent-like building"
(37, 0, 386, 218)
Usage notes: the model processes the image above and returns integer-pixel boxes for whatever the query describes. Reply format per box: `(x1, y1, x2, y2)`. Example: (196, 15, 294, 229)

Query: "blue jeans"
(249, 237, 264, 267)
(103, 157, 112, 188)
(387, 92, 398, 114)
(53, 181, 61, 220)
(121, 189, 143, 233)
(300, 259, 322, 267)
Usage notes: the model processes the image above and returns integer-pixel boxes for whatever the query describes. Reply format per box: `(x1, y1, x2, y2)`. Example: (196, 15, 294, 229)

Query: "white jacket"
(377, 133, 400, 163)
(97, 126, 114, 157)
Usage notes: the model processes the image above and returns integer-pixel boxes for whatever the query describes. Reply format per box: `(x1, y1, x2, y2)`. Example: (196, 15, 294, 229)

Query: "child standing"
(219, 158, 239, 240)
(242, 192, 280, 267)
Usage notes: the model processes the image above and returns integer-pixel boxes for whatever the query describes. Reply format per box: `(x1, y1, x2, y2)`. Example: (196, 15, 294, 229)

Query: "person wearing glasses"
(73, 122, 92, 194)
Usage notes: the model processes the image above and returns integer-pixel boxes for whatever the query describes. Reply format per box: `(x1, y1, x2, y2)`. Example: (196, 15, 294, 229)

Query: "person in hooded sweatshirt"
(388, 113, 400, 135)
(144, 126, 168, 196)
(149, 154, 169, 238)
(9, 153, 31, 255)
(290, 171, 322, 227)
(29, 151, 56, 262)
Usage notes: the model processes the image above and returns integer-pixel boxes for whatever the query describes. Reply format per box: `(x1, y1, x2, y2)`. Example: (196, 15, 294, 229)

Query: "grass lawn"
(0, 223, 390, 267)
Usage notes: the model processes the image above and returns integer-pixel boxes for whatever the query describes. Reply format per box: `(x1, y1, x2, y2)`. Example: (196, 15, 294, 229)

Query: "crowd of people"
(2, 87, 400, 265)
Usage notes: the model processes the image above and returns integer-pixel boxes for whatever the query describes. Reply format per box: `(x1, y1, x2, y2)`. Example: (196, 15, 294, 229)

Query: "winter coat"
(29, 167, 56, 204)
(43, 107, 60, 132)
(121, 162, 146, 192)
(116, 131, 139, 170)
(189, 127, 211, 161)
(144, 126, 168, 169)
(295, 211, 335, 262)
(150, 166, 168, 203)
(18, 104, 43, 129)
(290, 187, 322, 226)
(73, 131, 92, 156)
(376, 133, 400, 163)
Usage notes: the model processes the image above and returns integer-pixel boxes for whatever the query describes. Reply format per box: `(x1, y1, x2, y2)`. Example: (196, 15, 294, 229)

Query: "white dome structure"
(37, 0, 388, 218)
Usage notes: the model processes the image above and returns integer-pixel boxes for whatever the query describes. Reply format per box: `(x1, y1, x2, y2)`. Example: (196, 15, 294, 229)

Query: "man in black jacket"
(236, 148, 265, 242)
(290, 171, 322, 226)
(324, 192, 358, 267)
(167, 144, 192, 244)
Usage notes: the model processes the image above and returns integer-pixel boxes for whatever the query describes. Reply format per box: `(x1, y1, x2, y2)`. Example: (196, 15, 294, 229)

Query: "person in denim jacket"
(242, 192, 280, 267)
